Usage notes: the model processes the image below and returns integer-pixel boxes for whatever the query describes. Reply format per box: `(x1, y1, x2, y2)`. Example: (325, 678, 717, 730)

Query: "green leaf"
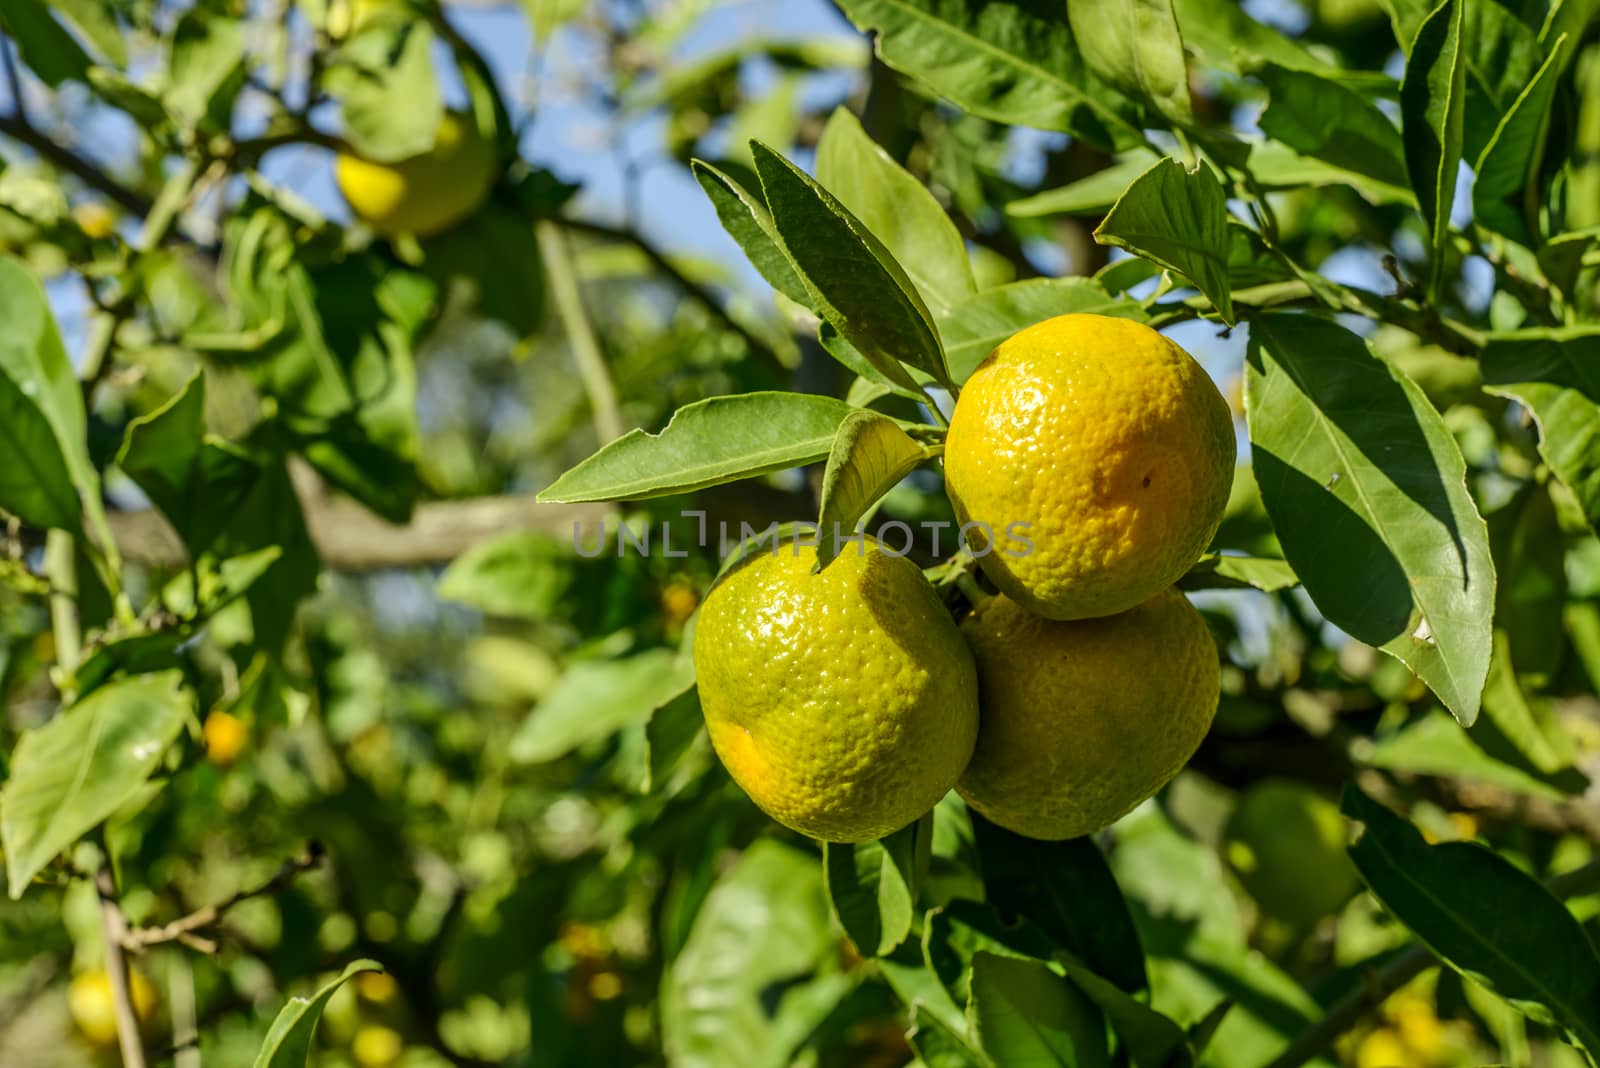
(165, 5, 246, 131)
(1343, 785, 1600, 1055)
(1477, 635, 1581, 783)
(1006, 151, 1163, 219)
(938, 277, 1150, 384)
(909, 1003, 991, 1068)
(824, 817, 929, 957)
(662, 840, 835, 1068)
(421, 201, 544, 335)
(50, 0, 126, 68)
(1366, 710, 1581, 800)
(1472, 35, 1565, 243)
(1053, 959, 1192, 1068)
(967, 952, 1110, 1068)
(1172, 0, 1388, 86)
(1067, 0, 1193, 126)
(1242, 140, 1415, 206)
(538, 392, 859, 503)
(815, 412, 932, 570)
(1245, 314, 1494, 724)
(521, 0, 586, 40)
(1179, 553, 1300, 592)
(1399, 0, 1466, 298)
(511, 649, 694, 764)
(1094, 159, 1235, 324)
(0, 257, 96, 532)
(970, 814, 1147, 995)
(752, 141, 948, 388)
(325, 19, 442, 162)
(815, 108, 976, 314)
(439, 531, 603, 621)
(1488, 484, 1567, 682)
(644, 686, 704, 793)
(1257, 66, 1409, 189)
(1460, 0, 1544, 164)
(831, 0, 1145, 151)
(251, 960, 384, 1068)
(1481, 329, 1600, 535)
(0, 0, 91, 86)
(2, 672, 191, 898)
(691, 161, 812, 308)
(117, 374, 262, 558)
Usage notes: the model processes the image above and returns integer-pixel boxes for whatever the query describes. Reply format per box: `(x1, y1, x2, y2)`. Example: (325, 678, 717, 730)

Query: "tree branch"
(0, 114, 153, 216)
(95, 863, 148, 1068)
(559, 216, 790, 374)
(121, 844, 325, 953)
(537, 218, 626, 442)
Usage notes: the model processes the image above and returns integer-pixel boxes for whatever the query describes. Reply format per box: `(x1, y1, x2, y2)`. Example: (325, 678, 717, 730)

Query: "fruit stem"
(954, 573, 992, 611)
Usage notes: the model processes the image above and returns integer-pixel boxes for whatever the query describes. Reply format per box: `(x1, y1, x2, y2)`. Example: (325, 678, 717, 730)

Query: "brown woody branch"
(95, 863, 148, 1068)
(121, 844, 324, 954)
(0, 114, 154, 216)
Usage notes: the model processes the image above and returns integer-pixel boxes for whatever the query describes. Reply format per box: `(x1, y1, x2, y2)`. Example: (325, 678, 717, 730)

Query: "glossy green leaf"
(1006, 151, 1163, 219)
(831, 0, 1145, 151)
(538, 393, 859, 503)
(1067, 0, 1193, 126)
(0, 257, 97, 533)
(1243, 140, 1414, 206)
(1460, 0, 1544, 164)
(824, 818, 929, 956)
(1343, 785, 1600, 1055)
(0, 0, 91, 86)
(325, 19, 442, 161)
(938, 278, 1150, 385)
(815, 412, 932, 570)
(1094, 158, 1235, 324)
(1481, 330, 1600, 535)
(1245, 314, 1494, 724)
(1399, 0, 1466, 298)
(1488, 484, 1567, 682)
(644, 687, 704, 793)
(1258, 66, 1408, 189)
(1179, 553, 1300, 592)
(1172, 0, 1389, 85)
(2, 672, 191, 898)
(1477, 636, 1581, 782)
(251, 960, 383, 1068)
(691, 161, 812, 308)
(815, 108, 976, 313)
(1365, 710, 1581, 800)
(970, 814, 1147, 995)
(751, 141, 948, 388)
(512, 648, 694, 764)
(1472, 35, 1565, 243)
(661, 840, 835, 1068)
(967, 952, 1110, 1068)
(1053, 959, 1191, 1068)
(165, 5, 246, 131)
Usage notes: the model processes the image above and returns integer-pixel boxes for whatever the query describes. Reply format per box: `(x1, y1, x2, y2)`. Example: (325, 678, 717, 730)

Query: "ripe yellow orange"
(957, 587, 1218, 840)
(203, 710, 248, 766)
(68, 969, 157, 1046)
(335, 111, 496, 238)
(943, 314, 1234, 620)
(693, 538, 978, 842)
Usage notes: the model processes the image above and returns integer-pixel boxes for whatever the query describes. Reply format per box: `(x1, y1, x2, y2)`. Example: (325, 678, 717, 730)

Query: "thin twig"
(0, 114, 153, 215)
(1263, 858, 1600, 1068)
(535, 219, 626, 443)
(95, 863, 148, 1068)
(121, 844, 325, 952)
(559, 215, 789, 374)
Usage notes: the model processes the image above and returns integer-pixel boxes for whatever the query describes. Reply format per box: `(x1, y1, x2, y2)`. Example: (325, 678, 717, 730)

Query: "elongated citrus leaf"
(1473, 36, 1565, 243)
(1399, 0, 1466, 298)
(1007, 151, 1163, 218)
(1365, 711, 1579, 801)
(823, 817, 929, 956)
(2, 672, 191, 898)
(690, 160, 812, 308)
(815, 411, 932, 570)
(1095, 159, 1235, 324)
(816, 108, 976, 314)
(832, 0, 1145, 151)
(511, 649, 693, 764)
(1258, 65, 1408, 189)
(1343, 785, 1600, 1056)
(0, 257, 98, 533)
(537, 392, 858, 502)
(1172, 0, 1389, 86)
(1067, 0, 1193, 126)
(1054, 959, 1192, 1068)
(251, 961, 383, 1068)
(938, 277, 1150, 384)
(1245, 314, 1493, 724)
(1459, 0, 1543, 163)
(1179, 553, 1299, 592)
(751, 141, 948, 388)
(968, 952, 1108, 1067)
(1481, 329, 1600, 535)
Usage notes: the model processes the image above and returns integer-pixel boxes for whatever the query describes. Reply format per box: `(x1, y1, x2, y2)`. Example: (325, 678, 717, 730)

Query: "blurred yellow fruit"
(203, 710, 249, 766)
(957, 588, 1218, 839)
(69, 969, 157, 1046)
(1356, 1027, 1420, 1068)
(693, 538, 978, 842)
(944, 314, 1234, 621)
(659, 580, 699, 628)
(352, 1024, 404, 1068)
(1224, 780, 1360, 926)
(71, 202, 116, 239)
(355, 969, 399, 1004)
(335, 111, 496, 238)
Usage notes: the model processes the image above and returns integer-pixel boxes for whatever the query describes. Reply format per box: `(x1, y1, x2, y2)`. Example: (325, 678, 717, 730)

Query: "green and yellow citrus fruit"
(944, 314, 1234, 621)
(693, 539, 979, 842)
(957, 587, 1219, 840)
(1224, 779, 1359, 925)
(335, 111, 495, 238)
(69, 968, 157, 1046)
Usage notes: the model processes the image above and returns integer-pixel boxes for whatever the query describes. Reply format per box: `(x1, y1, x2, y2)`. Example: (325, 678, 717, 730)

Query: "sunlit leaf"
(252, 960, 384, 1068)
(815, 411, 933, 570)
(1095, 159, 1235, 324)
